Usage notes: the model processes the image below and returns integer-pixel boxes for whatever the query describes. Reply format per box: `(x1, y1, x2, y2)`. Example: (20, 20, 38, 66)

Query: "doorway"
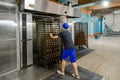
(32, 15, 61, 68)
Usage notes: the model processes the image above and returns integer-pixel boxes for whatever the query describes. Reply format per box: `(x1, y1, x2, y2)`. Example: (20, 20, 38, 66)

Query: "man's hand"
(49, 33, 53, 37)
(49, 33, 59, 39)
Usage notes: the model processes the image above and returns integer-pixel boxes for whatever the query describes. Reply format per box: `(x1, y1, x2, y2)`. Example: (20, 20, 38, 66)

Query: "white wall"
(105, 13, 120, 31)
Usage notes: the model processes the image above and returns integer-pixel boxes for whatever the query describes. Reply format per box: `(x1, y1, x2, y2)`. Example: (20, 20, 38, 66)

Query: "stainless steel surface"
(19, 12, 33, 68)
(27, 41, 33, 66)
(0, 2, 18, 75)
(0, 1, 16, 8)
(0, 21, 16, 40)
(26, 13, 33, 66)
(19, 13, 23, 41)
(19, 13, 23, 68)
(22, 0, 81, 17)
(19, 13, 33, 40)
(0, 0, 16, 4)
(73, 8, 82, 17)
(0, 40, 16, 57)
(20, 42, 23, 68)
(24, 0, 48, 11)
(27, 14, 33, 40)
(0, 65, 55, 80)
(0, 40, 17, 75)
(0, 4, 16, 20)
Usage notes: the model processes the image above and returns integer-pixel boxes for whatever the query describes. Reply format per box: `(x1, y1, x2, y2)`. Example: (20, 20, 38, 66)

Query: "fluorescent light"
(102, 1, 109, 7)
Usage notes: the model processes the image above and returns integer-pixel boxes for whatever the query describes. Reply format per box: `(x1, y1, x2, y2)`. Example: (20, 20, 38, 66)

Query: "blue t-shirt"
(58, 30, 74, 49)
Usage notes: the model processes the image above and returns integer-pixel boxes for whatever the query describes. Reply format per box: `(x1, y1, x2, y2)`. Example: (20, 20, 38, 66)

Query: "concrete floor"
(77, 36, 120, 80)
(0, 35, 120, 80)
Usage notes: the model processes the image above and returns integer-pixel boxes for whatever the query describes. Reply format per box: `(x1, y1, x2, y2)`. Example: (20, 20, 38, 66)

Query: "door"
(20, 13, 33, 68)
(0, 2, 18, 75)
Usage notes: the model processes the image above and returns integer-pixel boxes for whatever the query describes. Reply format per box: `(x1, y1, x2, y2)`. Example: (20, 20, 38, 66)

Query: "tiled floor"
(77, 36, 120, 80)
(0, 35, 120, 80)
(0, 65, 57, 80)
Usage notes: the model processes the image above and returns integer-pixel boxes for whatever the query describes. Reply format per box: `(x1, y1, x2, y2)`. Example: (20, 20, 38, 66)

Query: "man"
(49, 23, 80, 79)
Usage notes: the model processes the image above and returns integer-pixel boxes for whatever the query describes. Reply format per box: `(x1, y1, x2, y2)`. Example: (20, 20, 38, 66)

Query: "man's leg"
(72, 62, 79, 75)
(61, 59, 66, 72)
(70, 48, 80, 79)
(57, 59, 66, 75)
(57, 49, 68, 75)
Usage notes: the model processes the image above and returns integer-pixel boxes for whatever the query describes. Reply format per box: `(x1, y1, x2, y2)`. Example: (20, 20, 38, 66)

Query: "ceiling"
(50, 0, 120, 14)
(87, 0, 120, 15)
(78, 0, 102, 5)
(50, 0, 120, 10)
(73, 0, 120, 15)
(88, 0, 120, 10)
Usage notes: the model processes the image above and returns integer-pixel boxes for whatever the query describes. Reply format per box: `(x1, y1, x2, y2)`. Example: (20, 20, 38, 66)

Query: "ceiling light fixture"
(102, 1, 109, 7)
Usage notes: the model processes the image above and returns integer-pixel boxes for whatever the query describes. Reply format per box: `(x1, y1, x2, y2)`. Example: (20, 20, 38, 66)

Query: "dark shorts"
(62, 48, 76, 63)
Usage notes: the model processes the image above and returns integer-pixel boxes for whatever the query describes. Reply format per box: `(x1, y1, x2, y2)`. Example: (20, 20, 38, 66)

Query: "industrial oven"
(19, 0, 80, 68)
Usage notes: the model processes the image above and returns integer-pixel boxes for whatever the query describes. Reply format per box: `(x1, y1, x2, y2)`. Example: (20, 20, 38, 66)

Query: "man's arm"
(49, 33, 59, 39)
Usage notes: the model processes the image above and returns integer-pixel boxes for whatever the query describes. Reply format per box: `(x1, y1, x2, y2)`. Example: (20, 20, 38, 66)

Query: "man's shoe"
(57, 70, 65, 75)
(72, 73, 80, 79)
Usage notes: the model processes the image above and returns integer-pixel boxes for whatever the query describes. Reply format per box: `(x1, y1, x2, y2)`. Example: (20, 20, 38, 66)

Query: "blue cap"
(62, 23, 69, 29)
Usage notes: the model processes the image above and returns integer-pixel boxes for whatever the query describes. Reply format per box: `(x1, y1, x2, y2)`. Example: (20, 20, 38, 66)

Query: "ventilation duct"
(20, 0, 81, 18)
